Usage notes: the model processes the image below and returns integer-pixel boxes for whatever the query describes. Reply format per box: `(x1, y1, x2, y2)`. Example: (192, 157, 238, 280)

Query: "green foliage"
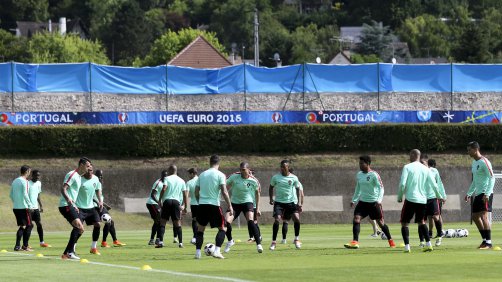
(135, 28, 225, 67)
(0, 0, 49, 30)
(357, 21, 394, 62)
(27, 32, 109, 64)
(1, 124, 502, 157)
(0, 29, 31, 62)
(350, 53, 381, 63)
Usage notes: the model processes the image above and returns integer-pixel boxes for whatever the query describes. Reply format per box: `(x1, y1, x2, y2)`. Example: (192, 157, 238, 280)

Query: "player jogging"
(77, 166, 103, 255)
(345, 155, 395, 249)
(194, 155, 233, 259)
(28, 169, 51, 248)
(186, 168, 199, 245)
(10, 165, 34, 251)
(146, 170, 168, 245)
(428, 159, 446, 240)
(465, 141, 495, 249)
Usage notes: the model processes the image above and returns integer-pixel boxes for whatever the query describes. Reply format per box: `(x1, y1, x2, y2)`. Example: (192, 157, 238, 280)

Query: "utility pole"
(254, 8, 259, 67)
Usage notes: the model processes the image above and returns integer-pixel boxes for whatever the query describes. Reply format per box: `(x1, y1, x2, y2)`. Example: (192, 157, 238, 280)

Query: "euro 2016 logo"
(118, 112, 128, 124)
(271, 112, 282, 123)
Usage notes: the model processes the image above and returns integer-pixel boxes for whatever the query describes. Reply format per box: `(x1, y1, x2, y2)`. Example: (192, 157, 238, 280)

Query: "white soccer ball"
(380, 232, 387, 240)
(464, 229, 469, 237)
(445, 229, 456, 238)
(204, 243, 215, 256)
(101, 213, 112, 223)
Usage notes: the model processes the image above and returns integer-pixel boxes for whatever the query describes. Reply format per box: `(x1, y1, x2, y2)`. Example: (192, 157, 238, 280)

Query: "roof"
(15, 19, 87, 38)
(340, 27, 364, 43)
(168, 35, 232, 69)
(329, 51, 351, 65)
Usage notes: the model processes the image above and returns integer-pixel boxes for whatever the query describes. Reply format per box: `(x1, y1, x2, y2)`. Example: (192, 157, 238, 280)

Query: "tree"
(135, 28, 225, 66)
(356, 21, 394, 62)
(28, 32, 110, 64)
(290, 24, 321, 64)
(0, 29, 31, 62)
(0, 0, 49, 30)
(451, 22, 490, 63)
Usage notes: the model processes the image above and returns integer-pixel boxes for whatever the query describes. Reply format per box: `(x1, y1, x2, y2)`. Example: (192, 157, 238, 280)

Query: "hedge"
(0, 124, 501, 157)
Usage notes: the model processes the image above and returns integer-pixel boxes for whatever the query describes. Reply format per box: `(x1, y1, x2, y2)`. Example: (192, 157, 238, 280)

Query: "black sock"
(103, 222, 110, 242)
(256, 224, 261, 238)
(65, 228, 80, 254)
(272, 221, 279, 241)
(110, 221, 117, 241)
(195, 231, 204, 249)
(23, 225, 32, 247)
(92, 226, 100, 242)
(434, 220, 442, 237)
(16, 227, 23, 247)
(401, 226, 409, 245)
(226, 222, 233, 241)
(353, 221, 360, 241)
(248, 220, 261, 244)
(248, 223, 254, 238)
(419, 224, 430, 242)
(282, 222, 288, 240)
(418, 226, 424, 242)
(381, 224, 392, 240)
(173, 225, 177, 238)
(150, 223, 158, 240)
(192, 219, 198, 237)
(36, 222, 44, 242)
(479, 229, 486, 240)
(215, 229, 226, 247)
(176, 226, 182, 243)
(158, 225, 166, 242)
(294, 222, 300, 237)
(486, 230, 491, 241)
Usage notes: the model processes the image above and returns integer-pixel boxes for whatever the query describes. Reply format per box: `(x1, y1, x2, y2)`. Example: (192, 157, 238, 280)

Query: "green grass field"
(1, 224, 502, 282)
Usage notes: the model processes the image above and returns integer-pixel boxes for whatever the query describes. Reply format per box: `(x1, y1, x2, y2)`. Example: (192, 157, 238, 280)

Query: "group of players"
(9, 141, 494, 259)
(9, 158, 125, 259)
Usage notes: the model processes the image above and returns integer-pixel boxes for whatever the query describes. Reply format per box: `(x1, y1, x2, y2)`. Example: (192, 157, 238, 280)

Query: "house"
(329, 51, 351, 65)
(168, 35, 232, 69)
(14, 18, 87, 38)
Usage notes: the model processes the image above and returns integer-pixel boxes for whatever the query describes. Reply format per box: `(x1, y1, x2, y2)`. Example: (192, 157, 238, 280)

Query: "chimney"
(59, 17, 66, 35)
(48, 19, 52, 33)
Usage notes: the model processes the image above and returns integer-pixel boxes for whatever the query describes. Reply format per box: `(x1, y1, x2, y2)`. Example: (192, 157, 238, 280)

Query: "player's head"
(210, 155, 220, 166)
(95, 169, 103, 182)
(409, 149, 420, 162)
(84, 165, 94, 178)
(428, 159, 436, 168)
(289, 167, 294, 174)
(31, 169, 40, 182)
(168, 164, 177, 175)
(467, 141, 480, 158)
(161, 170, 168, 179)
(240, 162, 250, 177)
(187, 167, 198, 179)
(78, 157, 92, 175)
(20, 165, 31, 177)
(420, 153, 429, 166)
(280, 159, 290, 175)
(359, 155, 371, 172)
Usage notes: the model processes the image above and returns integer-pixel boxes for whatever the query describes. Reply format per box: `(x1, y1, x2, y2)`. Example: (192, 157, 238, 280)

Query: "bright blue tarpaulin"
(13, 63, 89, 92)
(0, 63, 12, 93)
(91, 64, 166, 94)
(304, 63, 379, 92)
(167, 65, 244, 94)
(245, 64, 303, 93)
(386, 64, 451, 92)
(453, 64, 502, 92)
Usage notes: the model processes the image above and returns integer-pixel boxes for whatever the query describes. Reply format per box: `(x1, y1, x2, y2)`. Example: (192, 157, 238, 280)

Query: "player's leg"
(210, 206, 227, 259)
(244, 204, 262, 253)
(172, 200, 183, 248)
(292, 209, 301, 249)
(368, 218, 379, 237)
(90, 221, 101, 255)
(156, 200, 170, 248)
(400, 200, 415, 252)
(345, 202, 366, 249)
(417, 204, 433, 252)
(194, 205, 209, 259)
(190, 205, 198, 244)
(224, 204, 240, 253)
(271, 203, 284, 250)
(13, 209, 24, 250)
(281, 220, 288, 243)
(373, 203, 395, 248)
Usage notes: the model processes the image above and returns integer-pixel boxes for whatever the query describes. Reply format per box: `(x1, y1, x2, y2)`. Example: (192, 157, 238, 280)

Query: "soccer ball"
(456, 229, 466, 238)
(380, 232, 387, 240)
(445, 229, 456, 238)
(464, 229, 469, 237)
(204, 243, 215, 256)
(101, 213, 112, 223)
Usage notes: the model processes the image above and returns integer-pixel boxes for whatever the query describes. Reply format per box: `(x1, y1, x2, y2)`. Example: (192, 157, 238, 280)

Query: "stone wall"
(2, 91, 502, 112)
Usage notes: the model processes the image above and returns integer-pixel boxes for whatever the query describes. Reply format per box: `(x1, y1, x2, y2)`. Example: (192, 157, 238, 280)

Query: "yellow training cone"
(235, 239, 242, 243)
(399, 243, 405, 247)
(80, 259, 89, 263)
(493, 246, 501, 251)
(0, 250, 7, 253)
(36, 253, 44, 257)
(141, 265, 152, 271)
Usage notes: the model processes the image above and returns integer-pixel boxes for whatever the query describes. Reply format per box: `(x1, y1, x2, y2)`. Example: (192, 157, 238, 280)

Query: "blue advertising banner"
(1, 111, 500, 126)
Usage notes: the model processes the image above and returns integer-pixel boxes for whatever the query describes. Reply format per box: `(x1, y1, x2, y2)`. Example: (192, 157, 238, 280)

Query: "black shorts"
(190, 205, 199, 219)
(59, 205, 80, 224)
(196, 204, 225, 229)
(79, 208, 101, 225)
(30, 209, 41, 222)
(426, 198, 441, 216)
(354, 201, 384, 220)
(161, 199, 181, 221)
(472, 193, 493, 213)
(95, 206, 109, 217)
(146, 203, 161, 221)
(273, 202, 298, 220)
(13, 209, 32, 226)
(227, 202, 254, 218)
(400, 200, 427, 224)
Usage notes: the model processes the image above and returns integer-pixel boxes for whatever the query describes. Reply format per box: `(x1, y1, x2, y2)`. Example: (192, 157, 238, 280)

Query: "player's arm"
(485, 164, 495, 196)
(397, 167, 408, 202)
(195, 185, 200, 203)
(427, 171, 441, 199)
(465, 173, 476, 202)
(220, 183, 233, 216)
(23, 180, 33, 208)
(351, 181, 361, 208)
(61, 183, 78, 211)
(38, 194, 44, 213)
(375, 174, 384, 204)
(182, 189, 188, 214)
(255, 186, 261, 216)
(269, 185, 275, 205)
(158, 184, 167, 208)
(297, 187, 304, 213)
(95, 189, 104, 211)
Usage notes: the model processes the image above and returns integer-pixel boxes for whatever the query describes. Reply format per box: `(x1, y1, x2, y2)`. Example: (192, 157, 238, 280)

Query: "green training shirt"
(467, 157, 495, 197)
(59, 170, 82, 207)
(227, 173, 260, 204)
(76, 175, 101, 209)
(352, 170, 384, 203)
(428, 167, 447, 200)
(270, 173, 300, 204)
(28, 180, 41, 209)
(146, 178, 166, 205)
(196, 168, 226, 206)
(10, 176, 33, 209)
(187, 176, 199, 206)
(397, 161, 440, 204)
(161, 175, 187, 203)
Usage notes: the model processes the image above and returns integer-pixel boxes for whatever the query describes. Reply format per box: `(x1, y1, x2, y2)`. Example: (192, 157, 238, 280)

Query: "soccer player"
(398, 149, 441, 253)
(465, 141, 495, 249)
(269, 160, 303, 250)
(344, 155, 395, 249)
(157, 165, 188, 248)
(77, 166, 104, 255)
(186, 168, 199, 245)
(223, 162, 263, 253)
(94, 169, 126, 248)
(247, 169, 262, 244)
(146, 170, 168, 245)
(278, 167, 304, 245)
(194, 155, 233, 259)
(59, 157, 92, 260)
(428, 159, 446, 239)
(28, 170, 51, 248)
(10, 165, 34, 251)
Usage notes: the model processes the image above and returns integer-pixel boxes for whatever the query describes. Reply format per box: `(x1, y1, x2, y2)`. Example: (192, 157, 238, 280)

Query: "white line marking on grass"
(2, 252, 253, 282)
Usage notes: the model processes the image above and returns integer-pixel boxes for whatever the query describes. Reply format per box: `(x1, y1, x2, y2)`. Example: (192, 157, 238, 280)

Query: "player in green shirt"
(59, 157, 92, 260)
(344, 155, 395, 249)
(194, 155, 233, 259)
(77, 166, 103, 255)
(10, 165, 34, 251)
(269, 160, 303, 251)
(157, 165, 188, 248)
(28, 170, 51, 248)
(465, 141, 495, 249)
(223, 162, 263, 253)
(146, 170, 168, 246)
(278, 167, 304, 245)
(428, 159, 447, 240)
(186, 168, 199, 245)
(398, 150, 441, 253)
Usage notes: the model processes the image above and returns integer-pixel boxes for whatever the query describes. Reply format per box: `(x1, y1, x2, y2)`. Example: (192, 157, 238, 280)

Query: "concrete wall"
(2, 91, 502, 112)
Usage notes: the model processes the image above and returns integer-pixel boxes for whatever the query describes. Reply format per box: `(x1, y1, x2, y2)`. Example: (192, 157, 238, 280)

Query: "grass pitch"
(1, 224, 502, 282)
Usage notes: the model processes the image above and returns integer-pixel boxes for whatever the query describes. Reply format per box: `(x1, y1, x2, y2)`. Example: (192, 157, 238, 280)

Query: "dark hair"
(240, 162, 249, 169)
(161, 170, 168, 179)
(79, 157, 91, 166)
(20, 165, 31, 175)
(210, 155, 220, 166)
(428, 159, 436, 168)
(168, 164, 177, 174)
(280, 159, 290, 166)
(187, 168, 198, 175)
(289, 167, 294, 173)
(420, 153, 428, 162)
(32, 169, 40, 175)
(468, 141, 480, 149)
(95, 169, 103, 178)
(359, 155, 371, 165)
